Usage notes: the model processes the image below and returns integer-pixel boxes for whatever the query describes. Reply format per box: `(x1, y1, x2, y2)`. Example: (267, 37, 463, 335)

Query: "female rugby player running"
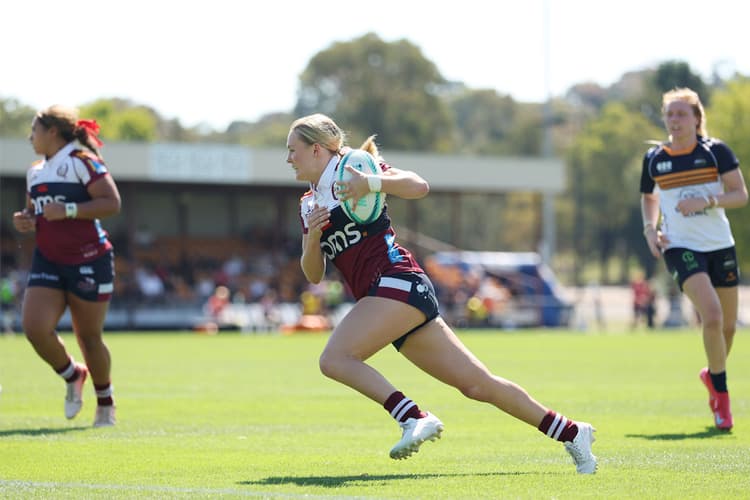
(287, 113, 597, 473)
(13, 105, 120, 427)
(641, 88, 748, 431)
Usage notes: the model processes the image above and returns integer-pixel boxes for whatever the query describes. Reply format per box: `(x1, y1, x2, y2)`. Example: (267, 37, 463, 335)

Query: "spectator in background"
(134, 264, 165, 302)
(588, 280, 606, 331)
(194, 269, 217, 299)
(195, 285, 231, 334)
(1, 271, 20, 334)
(222, 253, 245, 287)
(205, 285, 231, 319)
(631, 272, 655, 329)
(12, 105, 120, 427)
(640, 87, 748, 431)
(288, 113, 596, 473)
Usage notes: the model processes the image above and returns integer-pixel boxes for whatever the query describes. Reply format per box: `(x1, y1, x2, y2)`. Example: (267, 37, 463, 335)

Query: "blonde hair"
(662, 87, 707, 137)
(35, 104, 104, 157)
(289, 113, 346, 153)
(289, 113, 382, 159)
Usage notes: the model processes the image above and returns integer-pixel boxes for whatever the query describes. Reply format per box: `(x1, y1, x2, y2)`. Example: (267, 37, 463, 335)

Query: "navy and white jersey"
(640, 136, 740, 252)
(26, 142, 113, 265)
(299, 155, 423, 300)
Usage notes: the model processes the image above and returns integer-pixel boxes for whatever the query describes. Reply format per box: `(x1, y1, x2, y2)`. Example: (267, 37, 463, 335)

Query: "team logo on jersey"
(681, 251, 698, 271)
(79, 266, 94, 275)
(319, 222, 363, 260)
(77, 277, 97, 292)
(678, 188, 707, 217)
(385, 233, 404, 263)
(655, 161, 672, 173)
(75, 152, 107, 175)
(694, 158, 707, 167)
(56, 164, 69, 177)
(87, 158, 107, 174)
(302, 195, 315, 219)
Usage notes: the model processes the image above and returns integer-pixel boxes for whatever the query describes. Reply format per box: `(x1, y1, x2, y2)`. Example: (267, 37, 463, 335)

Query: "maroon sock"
(94, 383, 114, 406)
(55, 358, 79, 383)
(383, 391, 426, 423)
(538, 410, 578, 442)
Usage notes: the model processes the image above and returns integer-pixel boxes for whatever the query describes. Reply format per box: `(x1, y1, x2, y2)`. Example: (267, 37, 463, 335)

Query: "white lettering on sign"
(149, 144, 251, 183)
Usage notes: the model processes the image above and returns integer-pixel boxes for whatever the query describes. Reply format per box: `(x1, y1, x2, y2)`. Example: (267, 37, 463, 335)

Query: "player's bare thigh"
(67, 292, 110, 338)
(324, 296, 426, 361)
(400, 318, 548, 424)
(399, 316, 490, 388)
(715, 286, 739, 327)
(682, 273, 722, 323)
(22, 286, 67, 337)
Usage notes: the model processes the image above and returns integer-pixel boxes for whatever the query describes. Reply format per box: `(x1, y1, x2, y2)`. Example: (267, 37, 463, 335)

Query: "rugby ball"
(337, 149, 384, 225)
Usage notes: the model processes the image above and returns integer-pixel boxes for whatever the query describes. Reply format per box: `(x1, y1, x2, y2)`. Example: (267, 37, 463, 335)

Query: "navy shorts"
(663, 246, 739, 290)
(367, 272, 440, 351)
(28, 249, 115, 302)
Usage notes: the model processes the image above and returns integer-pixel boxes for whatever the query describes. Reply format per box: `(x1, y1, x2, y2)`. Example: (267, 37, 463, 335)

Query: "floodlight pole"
(540, 0, 556, 265)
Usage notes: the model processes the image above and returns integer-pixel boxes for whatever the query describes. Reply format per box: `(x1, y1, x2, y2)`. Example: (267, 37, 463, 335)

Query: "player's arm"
(641, 192, 660, 229)
(378, 166, 430, 199)
(12, 195, 36, 233)
(80, 174, 122, 218)
(301, 233, 326, 284)
(42, 174, 121, 221)
(300, 205, 328, 284)
(641, 192, 662, 258)
(715, 168, 749, 209)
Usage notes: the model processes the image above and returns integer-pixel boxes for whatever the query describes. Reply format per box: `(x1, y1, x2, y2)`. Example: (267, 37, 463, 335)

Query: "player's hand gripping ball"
(337, 149, 384, 225)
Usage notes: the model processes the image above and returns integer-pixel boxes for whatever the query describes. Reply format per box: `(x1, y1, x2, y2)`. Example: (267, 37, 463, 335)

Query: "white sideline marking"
(0, 479, 366, 499)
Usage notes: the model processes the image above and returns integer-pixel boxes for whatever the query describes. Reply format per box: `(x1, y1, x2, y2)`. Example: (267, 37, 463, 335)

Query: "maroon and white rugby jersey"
(26, 142, 113, 264)
(299, 155, 423, 300)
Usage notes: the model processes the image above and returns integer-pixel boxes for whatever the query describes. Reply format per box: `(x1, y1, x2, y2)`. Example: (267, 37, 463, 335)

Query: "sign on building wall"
(149, 144, 251, 183)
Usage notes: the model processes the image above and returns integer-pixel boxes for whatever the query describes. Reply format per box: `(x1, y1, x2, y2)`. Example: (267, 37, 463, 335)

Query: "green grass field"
(1, 327, 748, 499)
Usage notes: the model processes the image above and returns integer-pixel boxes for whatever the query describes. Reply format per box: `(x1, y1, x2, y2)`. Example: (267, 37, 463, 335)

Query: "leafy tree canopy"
(295, 33, 455, 152)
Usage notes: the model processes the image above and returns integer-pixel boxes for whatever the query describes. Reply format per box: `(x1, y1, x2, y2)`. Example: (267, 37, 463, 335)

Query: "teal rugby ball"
(337, 149, 384, 225)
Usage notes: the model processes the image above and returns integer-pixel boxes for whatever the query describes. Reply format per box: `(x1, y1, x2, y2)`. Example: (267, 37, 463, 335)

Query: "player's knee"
(21, 319, 49, 343)
(701, 308, 722, 330)
(318, 350, 340, 380)
(77, 333, 104, 353)
(458, 382, 489, 402)
(723, 322, 736, 338)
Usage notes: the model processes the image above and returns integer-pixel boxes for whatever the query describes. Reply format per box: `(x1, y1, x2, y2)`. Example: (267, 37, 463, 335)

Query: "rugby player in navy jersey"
(12, 105, 121, 427)
(286, 113, 597, 473)
(641, 88, 748, 431)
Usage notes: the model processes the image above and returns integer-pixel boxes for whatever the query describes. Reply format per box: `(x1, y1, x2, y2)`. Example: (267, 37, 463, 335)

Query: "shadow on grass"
(240, 472, 538, 488)
(0, 426, 89, 437)
(626, 426, 732, 440)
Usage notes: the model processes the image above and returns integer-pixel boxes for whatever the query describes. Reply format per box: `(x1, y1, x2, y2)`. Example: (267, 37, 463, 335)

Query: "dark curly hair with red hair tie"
(35, 105, 104, 158)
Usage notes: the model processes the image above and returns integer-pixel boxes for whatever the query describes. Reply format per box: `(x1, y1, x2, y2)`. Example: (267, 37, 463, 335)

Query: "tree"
(707, 77, 750, 270)
(0, 98, 35, 138)
(80, 99, 158, 142)
(225, 112, 293, 147)
(639, 60, 709, 126)
(295, 33, 454, 152)
(449, 89, 519, 155)
(652, 61, 710, 102)
(565, 102, 662, 284)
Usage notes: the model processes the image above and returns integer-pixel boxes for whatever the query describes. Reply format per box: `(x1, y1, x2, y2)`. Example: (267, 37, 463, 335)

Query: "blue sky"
(3, 0, 747, 130)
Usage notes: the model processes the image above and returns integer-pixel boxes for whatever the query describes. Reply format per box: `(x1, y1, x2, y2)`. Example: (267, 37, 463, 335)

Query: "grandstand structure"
(0, 138, 564, 329)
